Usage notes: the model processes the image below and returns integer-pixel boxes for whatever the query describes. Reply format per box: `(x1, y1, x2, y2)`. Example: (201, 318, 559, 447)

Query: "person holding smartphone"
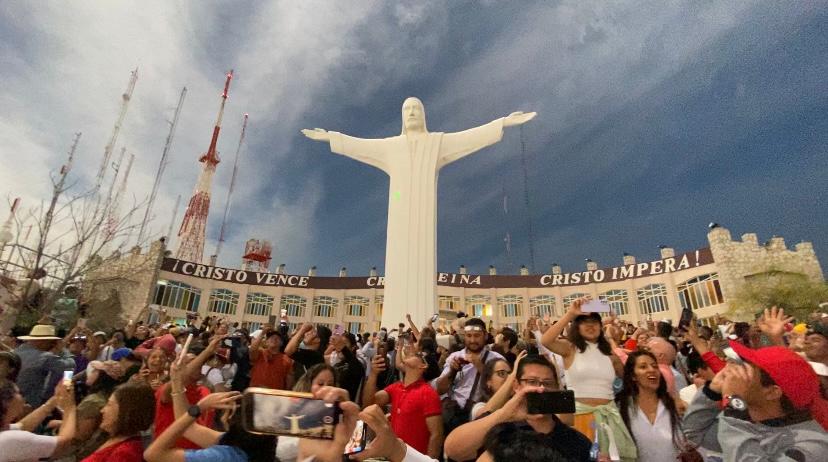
(362, 344, 443, 459)
(444, 355, 591, 461)
(540, 298, 633, 460)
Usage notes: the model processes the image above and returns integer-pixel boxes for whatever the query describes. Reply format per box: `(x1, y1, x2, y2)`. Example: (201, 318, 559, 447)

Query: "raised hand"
(196, 391, 242, 412)
(503, 111, 537, 127)
(567, 297, 587, 317)
(757, 306, 793, 343)
(301, 128, 331, 142)
(370, 354, 387, 376)
(510, 350, 528, 381)
(351, 404, 407, 461)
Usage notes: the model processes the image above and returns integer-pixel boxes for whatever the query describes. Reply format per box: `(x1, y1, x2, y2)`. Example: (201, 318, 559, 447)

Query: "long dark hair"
(568, 315, 612, 355)
(479, 359, 511, 403)
(220, 409, 276, 462)
(615, 350, 682, 448)
(0, 380, 18, 426)
(109, 383, 155, 436)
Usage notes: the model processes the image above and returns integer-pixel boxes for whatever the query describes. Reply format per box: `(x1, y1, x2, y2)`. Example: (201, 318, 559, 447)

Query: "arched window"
(498, 295, 523, 318)
(599, 289, 629, 316)
(314, 296, 338, 318)
(208, 289, 239, 315)
(153, 280, 201, 312)
(465, 294, 491, 318)
(637, 284, 669, 315)
(530, 295, 557, 318)
(677, 273, 724, 311)
(563, 292, 588, 308)
(348, 322, 362, 335)
(344, 296, 369, 317)
(246, 292, 274, 316)
(280, 295, 307, 318)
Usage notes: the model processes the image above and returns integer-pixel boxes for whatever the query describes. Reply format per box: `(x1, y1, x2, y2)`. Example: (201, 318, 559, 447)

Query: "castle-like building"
(87, 226, 824, 334)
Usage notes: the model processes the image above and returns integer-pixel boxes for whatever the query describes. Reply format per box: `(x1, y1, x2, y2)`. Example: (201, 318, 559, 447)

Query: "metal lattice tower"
(176, 71, 233, 263)
(95, 68, 138, 190)
(137, 86, 187, 245)
(102, 151, 135, 248)
(213, 113, 248, 263)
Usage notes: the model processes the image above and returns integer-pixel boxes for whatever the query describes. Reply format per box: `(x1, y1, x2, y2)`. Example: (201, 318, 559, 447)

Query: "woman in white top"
(541, 298, 634, 460)
(0, 379, 77, 462)
(615, 350, 682, 462)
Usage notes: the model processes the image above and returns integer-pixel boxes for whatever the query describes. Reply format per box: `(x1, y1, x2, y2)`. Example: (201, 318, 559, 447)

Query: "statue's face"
(402, 97, 425, 133)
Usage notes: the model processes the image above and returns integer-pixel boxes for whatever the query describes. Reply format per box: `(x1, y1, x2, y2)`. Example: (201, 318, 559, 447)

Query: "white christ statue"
(302, 98, 535, 326)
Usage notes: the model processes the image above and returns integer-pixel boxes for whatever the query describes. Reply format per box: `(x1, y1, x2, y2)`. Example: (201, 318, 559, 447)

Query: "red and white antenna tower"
(242, 239, 272, 272)
(176, 70, 233, 263)
(212, 113, 248, 264)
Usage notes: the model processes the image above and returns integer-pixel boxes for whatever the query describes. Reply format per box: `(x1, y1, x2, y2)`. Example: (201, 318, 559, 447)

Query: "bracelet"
(171, 389, 185, 397)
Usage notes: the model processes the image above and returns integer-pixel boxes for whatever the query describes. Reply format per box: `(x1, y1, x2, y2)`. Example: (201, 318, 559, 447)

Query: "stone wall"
(707, 226, 824, 303)
(83, 239, 166, 321)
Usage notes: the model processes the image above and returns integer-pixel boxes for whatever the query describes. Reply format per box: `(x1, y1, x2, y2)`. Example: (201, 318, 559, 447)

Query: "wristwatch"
(187, 405, 202, 418)
(724, 394, 747, 412)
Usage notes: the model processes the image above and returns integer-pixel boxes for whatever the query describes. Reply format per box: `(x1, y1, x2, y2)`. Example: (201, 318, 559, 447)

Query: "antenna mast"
(165, 194, 182, 248)
(95, 68, 138, 190)
(213, 113, 248, 262)
(137, 86, 187, 244)
(176, 70, 233, 263)
(102, 152, 135, 248)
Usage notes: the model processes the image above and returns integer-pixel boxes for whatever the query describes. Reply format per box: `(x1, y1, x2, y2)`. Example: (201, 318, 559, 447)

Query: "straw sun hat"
(17, 324, 62, 341)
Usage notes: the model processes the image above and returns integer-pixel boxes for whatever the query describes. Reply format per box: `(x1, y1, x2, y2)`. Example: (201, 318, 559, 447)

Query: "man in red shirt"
(250, 328, 294, 390)
(153, 335, 221, 449)
(363, 344, 443, 458)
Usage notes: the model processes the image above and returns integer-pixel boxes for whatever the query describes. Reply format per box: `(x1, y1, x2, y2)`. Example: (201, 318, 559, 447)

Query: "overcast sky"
(1, 1, 826, 276)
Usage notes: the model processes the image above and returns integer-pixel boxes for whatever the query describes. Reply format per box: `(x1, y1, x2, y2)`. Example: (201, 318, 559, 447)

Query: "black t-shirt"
(506, 418, 592, 462)
(290, 348, 325, 381)
(124, 336, 144, 350)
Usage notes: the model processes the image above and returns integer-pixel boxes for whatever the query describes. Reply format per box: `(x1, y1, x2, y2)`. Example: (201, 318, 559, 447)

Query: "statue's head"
(401, 97, 427, 134)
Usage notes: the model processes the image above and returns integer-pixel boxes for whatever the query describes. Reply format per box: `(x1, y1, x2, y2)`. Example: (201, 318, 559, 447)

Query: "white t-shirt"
(628, 401, 679, 462)
(0, 428, 57, 462)
(679, 383, 701, 405)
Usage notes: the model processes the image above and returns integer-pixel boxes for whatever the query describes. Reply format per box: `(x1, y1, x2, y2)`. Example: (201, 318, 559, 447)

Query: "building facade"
(128, 226, 823, 334)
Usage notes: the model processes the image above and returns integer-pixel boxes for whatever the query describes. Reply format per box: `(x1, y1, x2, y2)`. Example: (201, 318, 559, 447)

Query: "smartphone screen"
(581, 300, 610, 313)
(526, 390, 576, 414)
(430, 313, 439, 323)
(344, 419, 374, 455)
(242, 388, 339, 439)
(678, 307, 693, 331)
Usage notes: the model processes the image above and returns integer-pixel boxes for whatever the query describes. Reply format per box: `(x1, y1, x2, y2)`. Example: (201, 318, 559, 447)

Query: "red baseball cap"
(728, 341, 818, 408)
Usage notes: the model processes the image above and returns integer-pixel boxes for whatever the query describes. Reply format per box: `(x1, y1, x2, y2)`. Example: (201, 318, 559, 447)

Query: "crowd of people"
(1, 298, 827, 461)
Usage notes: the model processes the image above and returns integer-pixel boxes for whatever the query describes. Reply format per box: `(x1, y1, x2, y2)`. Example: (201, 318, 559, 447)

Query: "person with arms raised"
(541, 298, 633, 460)
(683, 341, 828, 460)
(363, 342, 443, 459)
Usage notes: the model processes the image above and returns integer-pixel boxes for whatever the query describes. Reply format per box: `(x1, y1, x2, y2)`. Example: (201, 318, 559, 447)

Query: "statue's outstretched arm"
(301, 128, 331, 142)
(438, 112, 536, 168)
(302, 128, 389, 172)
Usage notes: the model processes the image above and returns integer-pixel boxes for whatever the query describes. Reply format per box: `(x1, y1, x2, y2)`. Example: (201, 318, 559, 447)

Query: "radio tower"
(96, 68, 138, 190)
(175, 70, 233, 263)
(212, 113, 248, 264)
(137, 86, 187, 245)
